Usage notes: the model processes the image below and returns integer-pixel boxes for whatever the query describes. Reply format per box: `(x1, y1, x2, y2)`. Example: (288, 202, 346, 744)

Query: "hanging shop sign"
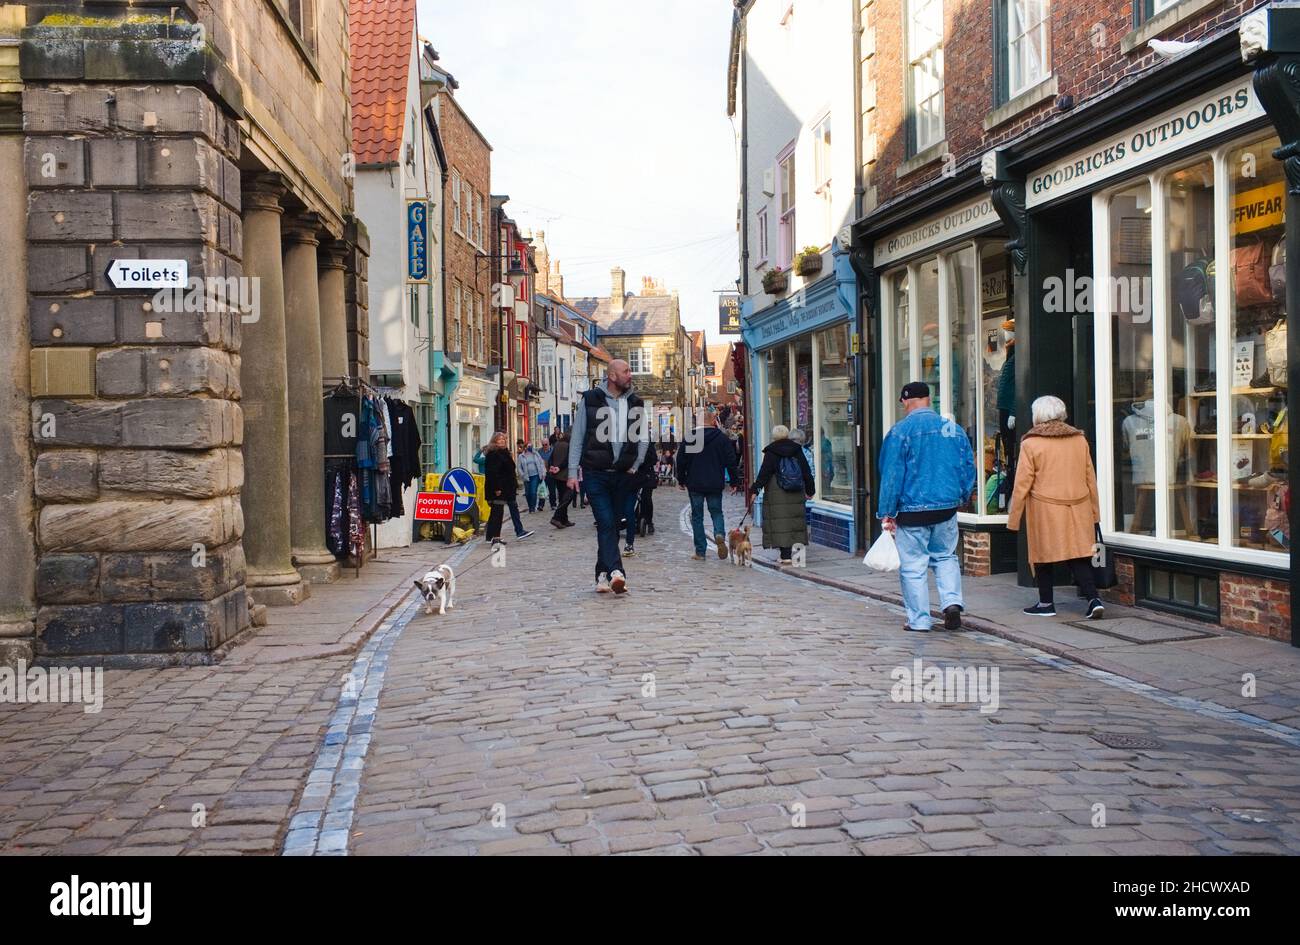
(1233, 180, 1285, 234)
(719, 293, 742, 334)
(1026, 79, 1265, 209)
(873, 196, 998, 268)
(406, 200, 430, 283)
(440, 467, 478, 514)
(413, 492, 456, 521)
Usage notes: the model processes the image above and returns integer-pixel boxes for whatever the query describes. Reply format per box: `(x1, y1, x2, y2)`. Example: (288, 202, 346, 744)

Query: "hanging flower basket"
(795, 248, 823, 277)
(762, 268, 788, 295)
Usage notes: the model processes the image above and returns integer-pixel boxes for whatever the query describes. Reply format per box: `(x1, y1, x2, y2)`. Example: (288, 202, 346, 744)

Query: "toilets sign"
(407, 199, 429, 283)
(106, 259, 188, 289)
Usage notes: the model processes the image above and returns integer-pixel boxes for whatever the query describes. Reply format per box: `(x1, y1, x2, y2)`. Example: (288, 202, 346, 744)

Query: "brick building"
(0, 1, 370, 664)
(849, 0, 1298, 643)
(430, 75, 495, 469)
(574, 269, 690, 440)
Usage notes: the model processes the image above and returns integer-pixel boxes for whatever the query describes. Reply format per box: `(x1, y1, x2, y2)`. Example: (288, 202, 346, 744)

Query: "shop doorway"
(1033, 194, 1095, 439)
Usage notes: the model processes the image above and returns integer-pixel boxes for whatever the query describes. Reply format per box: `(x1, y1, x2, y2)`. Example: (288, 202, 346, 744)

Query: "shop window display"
(817, 323, 853, 505)
(1229, 136, 1289, 552)
(766, 345, 790, 432)
(890, 268, 911, 426)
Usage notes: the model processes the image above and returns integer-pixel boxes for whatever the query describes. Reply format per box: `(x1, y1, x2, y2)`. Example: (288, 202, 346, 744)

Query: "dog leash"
(736, 493, 755, 530)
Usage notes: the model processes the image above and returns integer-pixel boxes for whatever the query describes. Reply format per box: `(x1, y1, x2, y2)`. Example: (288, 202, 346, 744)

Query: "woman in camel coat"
(1007, 395, 1105, 619)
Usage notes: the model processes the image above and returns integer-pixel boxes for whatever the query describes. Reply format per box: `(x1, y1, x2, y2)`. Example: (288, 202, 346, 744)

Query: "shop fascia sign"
(753, 292, 843, 345)
(873, 196, 998, 268)
(1025, 79, 1265, 209)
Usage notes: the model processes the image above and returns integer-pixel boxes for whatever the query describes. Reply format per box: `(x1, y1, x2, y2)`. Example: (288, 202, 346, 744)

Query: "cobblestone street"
(4, 492, 1300, 855)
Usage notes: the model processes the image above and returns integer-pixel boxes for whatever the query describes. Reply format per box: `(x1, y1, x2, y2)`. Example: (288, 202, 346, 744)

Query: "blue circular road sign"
(442, 467, 477, 513)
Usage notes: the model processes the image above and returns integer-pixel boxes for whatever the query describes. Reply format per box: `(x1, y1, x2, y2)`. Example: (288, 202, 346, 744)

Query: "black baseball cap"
(899, 381, 930, 402)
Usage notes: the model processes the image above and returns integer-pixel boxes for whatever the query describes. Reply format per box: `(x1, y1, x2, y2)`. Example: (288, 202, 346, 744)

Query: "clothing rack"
(323, 375, 372, 577)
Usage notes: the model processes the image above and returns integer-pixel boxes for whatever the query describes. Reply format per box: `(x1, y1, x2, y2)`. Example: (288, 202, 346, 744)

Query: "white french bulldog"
(414, 564, 456, 615)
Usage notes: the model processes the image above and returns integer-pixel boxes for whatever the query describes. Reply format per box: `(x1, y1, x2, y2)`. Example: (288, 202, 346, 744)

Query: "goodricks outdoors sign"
(873, 196, 998, 268)
(1026, 79, 1265, 209)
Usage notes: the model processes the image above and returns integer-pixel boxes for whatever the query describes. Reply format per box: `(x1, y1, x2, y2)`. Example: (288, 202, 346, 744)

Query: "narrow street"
(6, 491, 1298, 856)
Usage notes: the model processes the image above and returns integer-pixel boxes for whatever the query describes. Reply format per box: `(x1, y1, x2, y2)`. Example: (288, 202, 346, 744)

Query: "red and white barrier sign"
(414, 492, 456, 521)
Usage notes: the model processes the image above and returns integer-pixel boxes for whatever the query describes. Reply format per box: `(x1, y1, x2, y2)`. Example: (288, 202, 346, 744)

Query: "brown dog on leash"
(728, 525, 752, 567)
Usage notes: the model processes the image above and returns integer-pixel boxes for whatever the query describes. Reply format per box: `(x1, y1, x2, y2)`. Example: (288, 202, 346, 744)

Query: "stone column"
(0, 98, 35, 666)
(240, 175, 308, 605)
(282, 213, 338, 583)
(318, 240, 350, 380)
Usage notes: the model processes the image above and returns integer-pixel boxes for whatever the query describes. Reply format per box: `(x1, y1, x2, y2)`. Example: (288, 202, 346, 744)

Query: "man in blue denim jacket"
(877, 382, 977, 632)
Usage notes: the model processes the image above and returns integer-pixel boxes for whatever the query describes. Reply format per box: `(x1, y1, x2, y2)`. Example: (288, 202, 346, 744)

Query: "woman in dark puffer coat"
(484, 431, 533, 543)
(749, 425, 815, 564)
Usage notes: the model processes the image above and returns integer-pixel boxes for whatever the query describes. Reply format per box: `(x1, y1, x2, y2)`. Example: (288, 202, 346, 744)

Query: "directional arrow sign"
(106, 259, 189, 290)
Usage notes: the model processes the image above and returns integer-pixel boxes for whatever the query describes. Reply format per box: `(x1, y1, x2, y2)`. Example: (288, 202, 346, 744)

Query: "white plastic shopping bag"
(863, 529, 900, 572)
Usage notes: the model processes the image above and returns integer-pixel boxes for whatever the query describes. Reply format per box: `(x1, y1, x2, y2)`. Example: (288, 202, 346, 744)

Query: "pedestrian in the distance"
(621, 441, 659, 556)
(485, 432, 533, 544)
(566, 359, 648, 594)
(750, 424, 815, 565)
(677, 406, 742, 561)
(518, 442, 546, 512)
(1007, 395, 1105, 619)
(548, 432, 576, 528)
(539, 435, 559, 511)
(636, 441, 659, 537)
(877, 381, 976, 632)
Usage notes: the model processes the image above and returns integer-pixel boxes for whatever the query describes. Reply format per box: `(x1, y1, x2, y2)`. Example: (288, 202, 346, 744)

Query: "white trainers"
(609, 570, 627, 594)
(595, 572, 611, 593)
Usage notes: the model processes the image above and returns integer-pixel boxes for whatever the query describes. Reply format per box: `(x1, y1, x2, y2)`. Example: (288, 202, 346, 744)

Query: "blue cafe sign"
(406, 199, 429, 283)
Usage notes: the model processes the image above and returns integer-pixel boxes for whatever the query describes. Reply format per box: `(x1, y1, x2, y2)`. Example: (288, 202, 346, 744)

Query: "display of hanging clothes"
(384, 397, 423, 519)
(347, 470, 364, 559)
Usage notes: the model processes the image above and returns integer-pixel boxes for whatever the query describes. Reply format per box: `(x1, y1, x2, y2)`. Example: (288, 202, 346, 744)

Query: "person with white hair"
(750, 424, 815, 564)
(1007, 395, 1105, 619)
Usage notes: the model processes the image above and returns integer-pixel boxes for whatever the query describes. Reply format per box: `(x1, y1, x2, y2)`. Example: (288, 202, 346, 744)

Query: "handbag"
(1091, 524, 1118, 590)
(1270, 240, 1286, 304)
(1233, 239, 1273, 308)
(1266, 319, 1288, 388)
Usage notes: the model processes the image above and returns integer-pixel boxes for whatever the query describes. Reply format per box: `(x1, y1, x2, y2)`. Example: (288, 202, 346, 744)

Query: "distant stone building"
(574, 268, 688, 440)
(1, 1, 369, 664)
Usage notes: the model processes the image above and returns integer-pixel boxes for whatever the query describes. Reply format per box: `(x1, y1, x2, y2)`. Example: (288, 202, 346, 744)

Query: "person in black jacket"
(677, 407, 741, 560)
(750, 425, 815, 564)
(548, 432, 575, 528)
(484, 431, 533, 544)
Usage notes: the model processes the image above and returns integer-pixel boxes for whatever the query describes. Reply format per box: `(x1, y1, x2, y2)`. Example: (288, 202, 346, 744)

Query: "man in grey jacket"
(567, 360, 648, 594)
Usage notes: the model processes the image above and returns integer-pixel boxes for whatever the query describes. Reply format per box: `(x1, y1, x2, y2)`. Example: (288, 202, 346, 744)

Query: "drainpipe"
(739, 13, 750, 296)
(851, 0, 867, 551)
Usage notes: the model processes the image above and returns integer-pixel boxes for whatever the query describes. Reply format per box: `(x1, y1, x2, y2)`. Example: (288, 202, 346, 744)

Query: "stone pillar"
(318, 240, 350, 380)
(240, 175, 308, 605)
(282, 213, 338, 583)
(0, 95, 36, 666)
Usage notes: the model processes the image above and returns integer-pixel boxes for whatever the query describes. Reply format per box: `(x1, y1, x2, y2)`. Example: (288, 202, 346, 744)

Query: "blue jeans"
(583, 469, 633, 579)
(623, 486, 640, 546)
(689, 491, 725, 556)
(525, 475, 541, 512)
(893, 516, 963, 630)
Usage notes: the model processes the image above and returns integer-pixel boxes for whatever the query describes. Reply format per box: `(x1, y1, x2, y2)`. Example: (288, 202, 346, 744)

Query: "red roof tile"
(350, 0, 417, 166)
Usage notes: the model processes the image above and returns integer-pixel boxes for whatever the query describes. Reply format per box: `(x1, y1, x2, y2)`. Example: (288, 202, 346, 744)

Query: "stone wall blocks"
(96, 348, 147, 397)
(39, 496, 241, 553)
(23, 87, 111, 133)
(28, 244, 92, 293)
(36, 554, 100, 605)
(120, 397, 232, 449)
(36, 605, 125, 656)
(34, 450, 98, 502)
(27, 189, 113, 241)
(88, 137, 139, 187)
(31, 400, 123, 447)
(30, 296, 116, 346)
(24, 136, 86, 188)
(99, 447, 241, 498)
(112, 85, 218, 142)
(141, 136, 220, 193)
(115, 191, 219, 242)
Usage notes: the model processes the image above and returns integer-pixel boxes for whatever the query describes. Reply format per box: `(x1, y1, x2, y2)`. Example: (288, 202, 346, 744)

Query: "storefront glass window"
(793, 335, 814, 438)
(1110, 180, 1156, 537)
(1229, 135, 1288, 552)
(916, 257, 942, 414)
(766, 345, 790, 433)
(1166, 158, 1215, 544)
(890, 268, 911, 425)
(947, 246, 978, 513)
(816, 323, 852, 505)
(980, 244, 1013, 514)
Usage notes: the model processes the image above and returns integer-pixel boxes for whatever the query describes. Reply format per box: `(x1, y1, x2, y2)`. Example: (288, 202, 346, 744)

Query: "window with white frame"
(474, 193, 485, 248)
(476, 293, 486, 364)
(777, 143, 796, 269)
(451, 172, 463, 236)
(812, 113, 832, 239)
(756, 206, 770, 264)
(1093, 133, 1289, 567)
(1003, 0, 1050, 101)
(907, 0, 944, 155)
(629, 347, 652, 375)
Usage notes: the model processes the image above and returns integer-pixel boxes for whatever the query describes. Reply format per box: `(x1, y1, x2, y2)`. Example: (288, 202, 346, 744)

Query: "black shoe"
(623, 545, 636, 557)
(1023, 602, 1056, 617)
(1086, 598, 1105, 619)
(943, 605, 963, 631)
(550, 518, 565, 529)
(517, 530, 534, 541)
(647, 522, 655, 535)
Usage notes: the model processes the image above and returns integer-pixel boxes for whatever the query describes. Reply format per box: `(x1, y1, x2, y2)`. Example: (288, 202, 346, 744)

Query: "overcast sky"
(416, 0, 739, 344)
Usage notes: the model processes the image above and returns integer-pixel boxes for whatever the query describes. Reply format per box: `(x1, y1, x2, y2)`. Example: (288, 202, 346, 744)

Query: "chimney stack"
(610, 267, 626, 313)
